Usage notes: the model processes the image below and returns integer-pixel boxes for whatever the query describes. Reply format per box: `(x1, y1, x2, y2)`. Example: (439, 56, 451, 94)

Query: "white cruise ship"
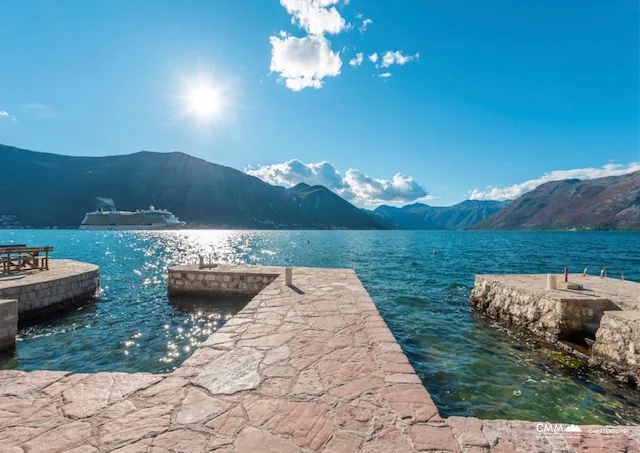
(79, 205, 186, 230)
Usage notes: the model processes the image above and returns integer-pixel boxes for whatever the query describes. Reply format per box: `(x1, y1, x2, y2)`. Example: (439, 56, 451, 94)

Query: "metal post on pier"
(285, 267, 293, 286)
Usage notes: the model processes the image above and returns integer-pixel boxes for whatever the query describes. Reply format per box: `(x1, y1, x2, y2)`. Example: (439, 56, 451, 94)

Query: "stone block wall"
(168, 269, 278, 296)
(471, 275, 640, 384)
(0, 299, 17, 351)
(0, 270, 100, 317)
(469, 276, 564, 339)
(592, 311, 640, 381)
(470, 276, 618, 339)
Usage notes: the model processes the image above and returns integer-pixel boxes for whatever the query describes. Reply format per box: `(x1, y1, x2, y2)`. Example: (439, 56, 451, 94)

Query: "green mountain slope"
(0, 144, 386, 229)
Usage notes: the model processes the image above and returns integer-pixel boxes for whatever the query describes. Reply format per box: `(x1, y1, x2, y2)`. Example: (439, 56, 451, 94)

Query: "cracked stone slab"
(21, 421, 93, 453)
(292, 369, 324, 396)
(148, 429, 211, 453)
(61, 372, 162, 419)
(447, 416, 491, 449)
(234, 427, 300, 453)
(176, 387, 230, 424)
(192, 347, 263, 394)
(244, 398, 334, 450)
(0, 371, 69, 397)
(263, 345, 291, 365)
(98, 405, 172, 449)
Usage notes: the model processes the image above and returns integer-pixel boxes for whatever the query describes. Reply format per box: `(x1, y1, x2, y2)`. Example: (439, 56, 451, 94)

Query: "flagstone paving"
(1, 266, 638, 452)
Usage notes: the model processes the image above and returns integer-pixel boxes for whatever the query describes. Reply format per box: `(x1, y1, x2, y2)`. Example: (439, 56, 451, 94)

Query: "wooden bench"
(0, 245, 54, 274)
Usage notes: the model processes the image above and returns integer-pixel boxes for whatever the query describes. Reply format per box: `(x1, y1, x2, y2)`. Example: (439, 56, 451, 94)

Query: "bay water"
(1, 230, 639, 424)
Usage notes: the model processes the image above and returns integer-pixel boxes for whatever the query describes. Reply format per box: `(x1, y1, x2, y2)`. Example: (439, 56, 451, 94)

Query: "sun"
(187, 84, 223, 118)
(168, 61, 242, 129)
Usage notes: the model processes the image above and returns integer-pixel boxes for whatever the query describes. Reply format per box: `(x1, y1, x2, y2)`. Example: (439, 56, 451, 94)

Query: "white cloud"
(271, 1, 349, 91)
(0, 110, 16, 121)
(272, 1, 419, 90)
(280, 0, 348, 36)
(349, 52, 363, 67)
(358, 17, 373, 33)
(469, 162, 640, 201)
(379, 50, 420, 68)
(247, 160, 346, 190)
(270, 33, 342, 91)
(247, 159, 429, 206)
(344, 169, 428, 204)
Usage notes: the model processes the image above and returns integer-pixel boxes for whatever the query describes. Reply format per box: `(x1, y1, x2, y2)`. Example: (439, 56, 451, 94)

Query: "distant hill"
(371, 200, 508, 230)
(0, 144, 386, 229)
(471, 171, 640, 230)
(288, 183, 384, 229)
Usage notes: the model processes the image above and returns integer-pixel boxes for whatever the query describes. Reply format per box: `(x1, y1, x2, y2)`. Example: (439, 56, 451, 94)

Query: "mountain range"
(1, 144, 638, 230)
(0, 144, 382, 229)
(471, 171, 640, 230)
(370, 200, 508, 230)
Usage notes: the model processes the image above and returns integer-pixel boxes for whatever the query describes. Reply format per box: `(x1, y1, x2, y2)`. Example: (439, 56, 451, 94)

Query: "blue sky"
(0, 0, 638, 206)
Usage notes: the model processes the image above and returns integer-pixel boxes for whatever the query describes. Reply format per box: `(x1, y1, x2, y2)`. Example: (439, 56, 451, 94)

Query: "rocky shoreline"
(470, 273, 640, 386)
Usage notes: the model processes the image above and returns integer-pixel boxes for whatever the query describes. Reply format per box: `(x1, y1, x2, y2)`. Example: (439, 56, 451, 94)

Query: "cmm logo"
(536, 423, 582, 433)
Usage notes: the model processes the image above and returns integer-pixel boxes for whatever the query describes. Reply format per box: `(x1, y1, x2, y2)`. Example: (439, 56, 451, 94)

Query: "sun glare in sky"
(186, 84, 223, 119)
(166, 56, 244, 134)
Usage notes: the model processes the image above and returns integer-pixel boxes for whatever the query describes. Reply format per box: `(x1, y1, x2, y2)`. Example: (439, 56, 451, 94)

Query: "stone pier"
(470, 273, 640, 382)
(0, 259, 100, 317)
(0, 266, 637, 452)
(0, 259, 100, 352)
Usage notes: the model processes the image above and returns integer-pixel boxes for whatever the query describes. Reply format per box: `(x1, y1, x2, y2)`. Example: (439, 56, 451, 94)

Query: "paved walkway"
(1, 267, 638, 452)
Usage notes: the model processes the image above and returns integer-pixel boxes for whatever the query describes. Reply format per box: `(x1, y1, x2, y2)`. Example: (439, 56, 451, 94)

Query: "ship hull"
(78, 223, 186, 231)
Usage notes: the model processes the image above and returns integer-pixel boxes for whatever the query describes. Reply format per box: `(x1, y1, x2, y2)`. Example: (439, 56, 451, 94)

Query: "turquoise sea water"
(0, 230, 639, 425)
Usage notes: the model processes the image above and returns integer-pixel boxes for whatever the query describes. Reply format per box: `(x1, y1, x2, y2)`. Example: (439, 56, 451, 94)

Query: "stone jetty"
(168, 264, 278, 296)
(0, 259, 100, 351)
(0, 259, 100, 316)
(0, 264, 637, 452)
(470, 273, 640, 383)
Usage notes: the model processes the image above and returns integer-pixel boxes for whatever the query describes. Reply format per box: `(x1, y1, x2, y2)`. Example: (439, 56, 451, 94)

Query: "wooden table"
(0, 246, 54, 274)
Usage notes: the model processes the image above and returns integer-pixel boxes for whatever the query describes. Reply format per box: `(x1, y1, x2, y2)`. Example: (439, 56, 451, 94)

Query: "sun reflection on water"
(3, 229, 640, 425)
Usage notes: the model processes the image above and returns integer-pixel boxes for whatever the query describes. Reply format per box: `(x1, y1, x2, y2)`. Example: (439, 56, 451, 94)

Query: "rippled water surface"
(1, 230, 639, 424)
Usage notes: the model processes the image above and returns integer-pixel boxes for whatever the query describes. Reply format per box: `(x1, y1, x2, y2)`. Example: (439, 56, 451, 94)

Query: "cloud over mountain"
(469, 162, 640, 201)
(247, 159, 429, 205)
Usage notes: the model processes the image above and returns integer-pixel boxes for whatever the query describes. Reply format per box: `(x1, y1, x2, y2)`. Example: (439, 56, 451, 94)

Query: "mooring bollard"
(546, 274, 557, 290)
(285, 267, 293, 286)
